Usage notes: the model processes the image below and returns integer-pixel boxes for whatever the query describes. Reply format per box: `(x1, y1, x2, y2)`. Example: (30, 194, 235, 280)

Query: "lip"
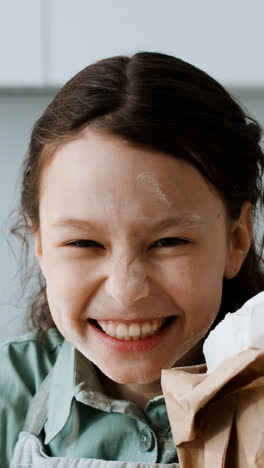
(88, 317, 176, 353)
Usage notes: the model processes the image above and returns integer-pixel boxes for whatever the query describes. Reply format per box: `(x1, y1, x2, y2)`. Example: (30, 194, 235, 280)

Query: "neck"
(98, 371, 162, 412)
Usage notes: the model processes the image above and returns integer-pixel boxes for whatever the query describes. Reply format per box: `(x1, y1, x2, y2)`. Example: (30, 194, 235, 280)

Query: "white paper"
(203, 291, 264, 372)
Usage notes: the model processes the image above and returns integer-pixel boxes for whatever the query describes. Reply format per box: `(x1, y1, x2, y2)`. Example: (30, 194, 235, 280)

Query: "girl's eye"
(151, 237, 189, 248)
(66, 240, 104, 248)
(66, 238, 189, 249)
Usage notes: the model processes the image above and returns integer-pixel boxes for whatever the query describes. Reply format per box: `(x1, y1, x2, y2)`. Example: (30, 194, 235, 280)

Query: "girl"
(1, 51, 264, 467)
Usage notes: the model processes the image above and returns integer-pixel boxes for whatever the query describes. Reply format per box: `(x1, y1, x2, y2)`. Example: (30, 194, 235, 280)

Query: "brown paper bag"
(161, 348, 264, 468)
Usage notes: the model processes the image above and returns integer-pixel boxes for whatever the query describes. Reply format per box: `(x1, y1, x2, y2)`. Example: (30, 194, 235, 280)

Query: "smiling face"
(33, 128, 241, 384)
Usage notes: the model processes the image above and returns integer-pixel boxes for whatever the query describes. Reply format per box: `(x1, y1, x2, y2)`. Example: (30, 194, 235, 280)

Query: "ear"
(224, 201, 252, 279)
(32, 230, 46, 279)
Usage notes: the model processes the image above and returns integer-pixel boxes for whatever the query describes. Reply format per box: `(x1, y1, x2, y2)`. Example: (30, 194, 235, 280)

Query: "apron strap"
(23, 369, 54, 435)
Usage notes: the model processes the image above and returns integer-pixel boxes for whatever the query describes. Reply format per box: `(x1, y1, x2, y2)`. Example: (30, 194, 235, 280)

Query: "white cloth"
(203, 291, 264, 372)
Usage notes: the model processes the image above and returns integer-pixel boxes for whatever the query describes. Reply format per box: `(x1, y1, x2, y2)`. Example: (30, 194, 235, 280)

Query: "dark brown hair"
(10, 51, 264, 331)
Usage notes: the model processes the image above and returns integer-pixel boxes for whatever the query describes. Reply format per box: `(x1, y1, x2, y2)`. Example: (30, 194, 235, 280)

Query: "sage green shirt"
(0, 328, 178, 468)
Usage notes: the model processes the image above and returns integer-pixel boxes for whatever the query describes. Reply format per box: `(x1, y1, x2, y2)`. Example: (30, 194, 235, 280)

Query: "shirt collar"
(44, 339, 75, 444)
(44, 339, 145, 444)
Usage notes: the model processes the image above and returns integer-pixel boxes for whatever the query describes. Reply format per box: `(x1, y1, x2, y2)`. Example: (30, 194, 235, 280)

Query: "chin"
(97, 360, 164, 384)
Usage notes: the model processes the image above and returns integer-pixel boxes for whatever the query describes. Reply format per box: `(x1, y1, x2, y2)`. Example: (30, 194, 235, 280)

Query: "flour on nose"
(123, 259, 150, 302)
(106, 257, 150, 304)
(136, 172, 170, 205)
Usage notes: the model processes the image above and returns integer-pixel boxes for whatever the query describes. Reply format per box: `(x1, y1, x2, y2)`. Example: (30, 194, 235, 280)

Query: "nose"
(105, 257, 150, 307)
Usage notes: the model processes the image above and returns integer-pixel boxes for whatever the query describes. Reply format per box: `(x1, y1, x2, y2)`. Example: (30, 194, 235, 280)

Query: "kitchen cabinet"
(1, 0, 263, 89)
(49, 0, 264, 88)
(0, 0, 44, 86)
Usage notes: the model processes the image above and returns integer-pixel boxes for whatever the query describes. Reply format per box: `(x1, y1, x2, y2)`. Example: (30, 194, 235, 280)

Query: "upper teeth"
(97, 318, 165, 340)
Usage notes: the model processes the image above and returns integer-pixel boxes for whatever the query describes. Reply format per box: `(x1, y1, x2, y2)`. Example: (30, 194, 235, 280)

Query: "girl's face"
(34, 128, 244, 384)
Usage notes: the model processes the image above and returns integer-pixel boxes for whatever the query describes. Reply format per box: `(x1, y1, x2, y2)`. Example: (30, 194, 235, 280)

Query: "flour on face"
(136, 172, 170, 206)
(105, 256, 150, 305)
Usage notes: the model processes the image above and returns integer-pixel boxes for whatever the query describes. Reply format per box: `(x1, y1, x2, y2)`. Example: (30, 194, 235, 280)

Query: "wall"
(0, 91, 54, 340)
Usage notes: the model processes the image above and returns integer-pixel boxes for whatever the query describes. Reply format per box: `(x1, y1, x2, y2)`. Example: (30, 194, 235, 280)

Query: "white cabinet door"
(0, 0, 43, 86)
(49, 0, 264, 88)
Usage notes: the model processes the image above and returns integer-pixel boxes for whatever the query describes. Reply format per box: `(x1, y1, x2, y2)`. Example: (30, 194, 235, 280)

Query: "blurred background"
(0, 0, 264, 342)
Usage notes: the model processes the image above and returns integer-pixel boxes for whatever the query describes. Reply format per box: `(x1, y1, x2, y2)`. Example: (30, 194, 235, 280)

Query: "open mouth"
(90, 317, 173, 341)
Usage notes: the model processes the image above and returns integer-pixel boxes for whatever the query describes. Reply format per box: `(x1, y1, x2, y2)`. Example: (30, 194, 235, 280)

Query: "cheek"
(164, 253, 221, 297)
(165, 255, 224, 331)
(181, 273, 223, 345)
(45, 277, 91, 355)
(44, 256, 94, 321)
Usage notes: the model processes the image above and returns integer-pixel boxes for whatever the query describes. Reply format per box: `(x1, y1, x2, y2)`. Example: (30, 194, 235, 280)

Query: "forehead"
(39, 128, 224, 222)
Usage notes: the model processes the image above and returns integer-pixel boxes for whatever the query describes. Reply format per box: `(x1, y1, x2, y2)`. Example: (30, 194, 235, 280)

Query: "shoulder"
(1, 326, 63, 350)
(1, 326, 63, 357)
(0, 327, 63, 468)
(1, 327, 63, 385)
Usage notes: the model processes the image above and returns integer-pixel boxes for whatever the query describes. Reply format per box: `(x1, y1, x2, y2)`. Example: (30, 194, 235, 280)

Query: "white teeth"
(129, 323, 141, 337)
(106, 323, 116, 337)
(141, 322, 152, 335)
(116, 323, 128, 339)
(96, 318, 166, 340)
(100, 322, 107, 332)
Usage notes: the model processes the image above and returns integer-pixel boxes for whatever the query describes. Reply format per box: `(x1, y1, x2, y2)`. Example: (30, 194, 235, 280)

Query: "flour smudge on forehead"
(136, 172, 170, 205)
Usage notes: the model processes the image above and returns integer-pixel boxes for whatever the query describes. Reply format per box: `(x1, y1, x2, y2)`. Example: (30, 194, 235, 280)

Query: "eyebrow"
(51, 214, 203, 233)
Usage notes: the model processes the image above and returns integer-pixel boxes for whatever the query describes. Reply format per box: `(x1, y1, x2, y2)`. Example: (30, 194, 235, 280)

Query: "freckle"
(217, 212, 220, 218)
